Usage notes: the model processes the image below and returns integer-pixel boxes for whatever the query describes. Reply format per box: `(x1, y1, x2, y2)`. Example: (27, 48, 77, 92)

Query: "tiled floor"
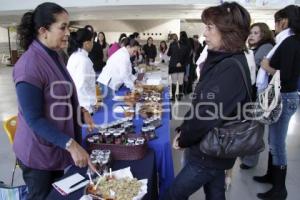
(0, 64, 299, 200)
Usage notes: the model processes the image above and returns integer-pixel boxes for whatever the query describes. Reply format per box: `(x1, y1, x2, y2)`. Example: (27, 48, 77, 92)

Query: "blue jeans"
(163, 161, 225, 200)
(269, 92, 299, 166)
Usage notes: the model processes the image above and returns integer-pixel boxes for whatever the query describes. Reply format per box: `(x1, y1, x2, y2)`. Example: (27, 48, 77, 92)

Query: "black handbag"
(199, 58, 265, 159)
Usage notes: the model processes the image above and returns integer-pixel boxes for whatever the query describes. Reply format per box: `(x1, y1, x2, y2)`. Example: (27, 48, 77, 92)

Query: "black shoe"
(240, 163, 253, 170)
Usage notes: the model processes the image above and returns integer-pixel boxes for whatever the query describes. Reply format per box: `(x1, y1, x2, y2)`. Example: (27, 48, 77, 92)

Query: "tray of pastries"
(139, 102, 162, 118)
(137, 84, 164, 94)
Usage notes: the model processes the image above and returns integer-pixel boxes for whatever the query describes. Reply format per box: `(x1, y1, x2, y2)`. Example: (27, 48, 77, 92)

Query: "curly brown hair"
(201, 2, 251, 53)
(249, 23, 275, 48)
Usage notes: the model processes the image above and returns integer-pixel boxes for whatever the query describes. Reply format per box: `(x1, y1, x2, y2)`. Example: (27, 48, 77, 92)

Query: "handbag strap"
(230, 58, 253, 101)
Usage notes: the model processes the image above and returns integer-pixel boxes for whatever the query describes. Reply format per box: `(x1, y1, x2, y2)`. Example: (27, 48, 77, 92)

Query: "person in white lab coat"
(67, 28, 96, 128)
(97, 38, 139, 100)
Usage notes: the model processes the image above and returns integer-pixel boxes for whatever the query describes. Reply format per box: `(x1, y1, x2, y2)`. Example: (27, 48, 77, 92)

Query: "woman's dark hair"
(201, 2, 251, 52)
(98, 32, 107, 48)
(118, 33, 127, 43)
(275, 5, 300, 35)
(84, 25, 94, 33)
(129, 32, 140, 39)
(179, 31, 189, 45)
(249, 23, 275, 48)
(188, 37, 195, 50)
(159, 41, 168, 53)
(17, 2, 68, 50)
(67, 28, 93, 55)
(147, 37, 153, 45)
(123, 38, 139, 47)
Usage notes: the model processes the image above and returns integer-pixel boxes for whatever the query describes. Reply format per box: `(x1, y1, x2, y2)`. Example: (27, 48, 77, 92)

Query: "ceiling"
(0, 4, 284, 27)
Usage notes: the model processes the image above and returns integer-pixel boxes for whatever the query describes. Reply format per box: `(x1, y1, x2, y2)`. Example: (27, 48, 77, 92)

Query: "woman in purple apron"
(13, 2, 95, 199)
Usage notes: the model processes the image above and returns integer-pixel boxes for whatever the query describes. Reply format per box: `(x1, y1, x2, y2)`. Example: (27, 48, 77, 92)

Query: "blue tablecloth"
(82, 87, 174, 198)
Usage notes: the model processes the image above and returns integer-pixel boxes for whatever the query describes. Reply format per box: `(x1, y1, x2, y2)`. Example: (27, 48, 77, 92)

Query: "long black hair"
(97, 32, 107, 48)
(275, 5, 300, 35)
(67, 28, 93, 55)
(17, 2, 68, 50)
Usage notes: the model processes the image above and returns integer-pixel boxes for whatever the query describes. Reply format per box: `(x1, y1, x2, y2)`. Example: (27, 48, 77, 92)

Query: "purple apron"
(13, 40, 81, 170)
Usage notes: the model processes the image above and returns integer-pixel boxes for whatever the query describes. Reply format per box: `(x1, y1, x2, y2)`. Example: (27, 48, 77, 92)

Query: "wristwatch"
(65, 138, 73, 150)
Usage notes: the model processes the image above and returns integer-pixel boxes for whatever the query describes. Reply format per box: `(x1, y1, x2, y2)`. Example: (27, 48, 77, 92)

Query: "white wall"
(0, 27, 8, 43)
(180, 21, 205, 42)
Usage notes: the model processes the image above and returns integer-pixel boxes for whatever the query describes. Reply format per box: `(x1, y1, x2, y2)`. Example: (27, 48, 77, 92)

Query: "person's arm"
(16, 82, 70, 148)
(120, 57, 136, 89)
(177, 60, 248, 148)
(261, 58, 276, 75)
(16, 82, 95, 169)
(254, 44, 273, 69)
(270, 39, 298, 83)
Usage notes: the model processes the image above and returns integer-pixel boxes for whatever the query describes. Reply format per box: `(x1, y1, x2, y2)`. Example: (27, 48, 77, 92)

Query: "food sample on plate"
(86, 176, 142, 200)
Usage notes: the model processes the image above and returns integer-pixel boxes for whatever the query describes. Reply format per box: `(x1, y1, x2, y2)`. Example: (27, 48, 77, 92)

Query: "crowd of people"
(11, 1, 300, 200)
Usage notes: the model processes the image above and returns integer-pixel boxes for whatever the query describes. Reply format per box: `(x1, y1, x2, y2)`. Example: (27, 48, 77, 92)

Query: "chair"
(2, 115, 18, 186)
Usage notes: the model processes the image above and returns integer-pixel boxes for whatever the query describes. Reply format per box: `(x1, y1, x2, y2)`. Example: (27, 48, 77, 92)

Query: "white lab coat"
(67, 49, 96, 113)
(97, 47, 136, 91)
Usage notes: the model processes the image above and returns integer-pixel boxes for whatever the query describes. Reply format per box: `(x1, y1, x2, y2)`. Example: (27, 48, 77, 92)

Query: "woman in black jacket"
(163, 2, 251, 200)
(142, 37, 157, 64)
(167, 33, 189, 101)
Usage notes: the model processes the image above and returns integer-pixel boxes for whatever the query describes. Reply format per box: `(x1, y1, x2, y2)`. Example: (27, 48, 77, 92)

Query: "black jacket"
(143, 44, 157, 60)
(89, 42, 104, 72)
(178, 50, 251, 170)
(167, 41, 189, 74)
(270, 35, 300, 92)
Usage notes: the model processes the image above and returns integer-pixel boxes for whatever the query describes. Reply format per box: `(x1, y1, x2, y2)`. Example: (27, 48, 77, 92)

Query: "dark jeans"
(163, 160, 225, 200)
(18, 159, 64, 200)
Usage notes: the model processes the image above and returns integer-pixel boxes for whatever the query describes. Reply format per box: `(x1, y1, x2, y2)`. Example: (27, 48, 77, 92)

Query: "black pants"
(18, 159, 64, 200)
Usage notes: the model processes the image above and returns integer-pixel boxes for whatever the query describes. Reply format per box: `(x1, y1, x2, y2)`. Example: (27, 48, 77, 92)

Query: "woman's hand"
(173, 132, 182, 150)
(83, 111, 95, 132)
(261, 58, 270, 70)
(261, 58, 276, 75)
(66, 139, 96, 172)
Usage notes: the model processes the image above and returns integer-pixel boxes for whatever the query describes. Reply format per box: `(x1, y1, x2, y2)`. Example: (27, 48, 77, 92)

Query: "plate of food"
(84, 167, 147, 200)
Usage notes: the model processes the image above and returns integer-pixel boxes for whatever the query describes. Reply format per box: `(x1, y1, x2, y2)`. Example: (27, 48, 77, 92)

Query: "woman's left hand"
(173, 132, 182, 150)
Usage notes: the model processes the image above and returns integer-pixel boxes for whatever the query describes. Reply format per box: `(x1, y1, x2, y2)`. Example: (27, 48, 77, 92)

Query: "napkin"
(52, 173, 89, 196)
